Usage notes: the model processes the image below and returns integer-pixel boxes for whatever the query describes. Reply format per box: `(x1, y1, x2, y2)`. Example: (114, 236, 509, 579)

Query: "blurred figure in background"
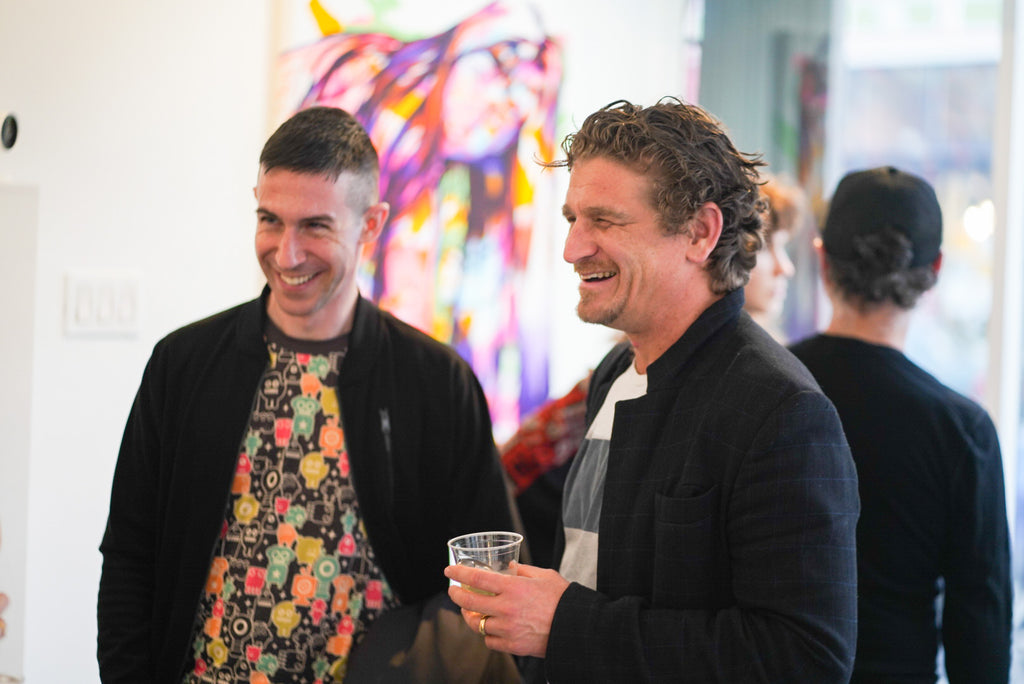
(0, 522, 7, 639)
(789, 166, 1012, 683)
(744, 176, 805, 341)
(500, 376, 590, 569)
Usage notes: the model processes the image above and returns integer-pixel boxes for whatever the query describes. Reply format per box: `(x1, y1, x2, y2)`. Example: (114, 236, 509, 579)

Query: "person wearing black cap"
(789, 166, 1012, 683)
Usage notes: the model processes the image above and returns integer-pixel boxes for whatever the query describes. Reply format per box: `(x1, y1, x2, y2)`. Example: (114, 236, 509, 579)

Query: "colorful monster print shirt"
(183, 323, 399, 684)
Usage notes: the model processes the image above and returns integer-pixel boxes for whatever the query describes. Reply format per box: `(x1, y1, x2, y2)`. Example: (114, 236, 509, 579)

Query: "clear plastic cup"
(447, 531, 523, 593)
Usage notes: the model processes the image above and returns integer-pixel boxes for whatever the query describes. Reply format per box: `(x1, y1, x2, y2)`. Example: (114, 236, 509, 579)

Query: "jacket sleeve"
(941, 408, 1012, 683)
(97, 351, 164, 683)
(543, 390, 860, 683)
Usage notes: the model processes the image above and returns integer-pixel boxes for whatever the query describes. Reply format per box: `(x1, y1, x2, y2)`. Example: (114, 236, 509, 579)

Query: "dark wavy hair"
(259, 106, 380, 211)
(825, 227, 938, 311)
(547, 98, 765, 293)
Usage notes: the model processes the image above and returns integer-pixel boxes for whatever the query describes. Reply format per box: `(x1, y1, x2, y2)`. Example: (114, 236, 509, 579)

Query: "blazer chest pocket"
(653, 486, 720, 606)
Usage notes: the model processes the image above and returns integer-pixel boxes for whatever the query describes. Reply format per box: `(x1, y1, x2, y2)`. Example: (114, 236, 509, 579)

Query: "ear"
(813, 237, 839, 299)
(813, 236, 827, 275)
(931, 251, 943, 276)
(684, 202, 723, 263)
(359, 202, 390, 244)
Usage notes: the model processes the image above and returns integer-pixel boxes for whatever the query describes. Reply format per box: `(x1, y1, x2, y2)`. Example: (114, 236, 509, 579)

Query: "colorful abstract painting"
(275, 1, 563, 440)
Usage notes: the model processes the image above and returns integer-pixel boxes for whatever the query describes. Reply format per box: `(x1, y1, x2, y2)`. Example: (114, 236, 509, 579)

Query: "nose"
(563, 221, 596, 265)
(275, 225, 305, 269)
(774, 244, 795, 278)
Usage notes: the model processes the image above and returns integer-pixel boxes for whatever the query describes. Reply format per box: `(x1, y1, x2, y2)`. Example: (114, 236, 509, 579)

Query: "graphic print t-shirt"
(182, 324, 399, 684)
(558, 363, 646, 589)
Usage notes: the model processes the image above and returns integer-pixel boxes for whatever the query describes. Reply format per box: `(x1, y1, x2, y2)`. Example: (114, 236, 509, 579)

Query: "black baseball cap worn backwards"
(823, 165, 942, 268)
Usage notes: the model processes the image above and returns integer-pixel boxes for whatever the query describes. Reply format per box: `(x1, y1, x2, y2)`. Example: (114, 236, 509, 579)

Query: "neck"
(266, 288, 358, 341)
(627, 289, 722, 374)
(748, 309, 785, 340)
(825, 298, 911, 351)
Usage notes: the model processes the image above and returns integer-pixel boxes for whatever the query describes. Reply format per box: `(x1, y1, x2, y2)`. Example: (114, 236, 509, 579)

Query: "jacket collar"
(339, 292, 380, 385)
(243, 285, 381, 384)
(644, 288, 745, 391)
(235, 287, 271, 357)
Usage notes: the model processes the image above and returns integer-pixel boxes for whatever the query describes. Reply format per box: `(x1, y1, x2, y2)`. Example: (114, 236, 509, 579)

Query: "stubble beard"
(576, 290, 626, 328)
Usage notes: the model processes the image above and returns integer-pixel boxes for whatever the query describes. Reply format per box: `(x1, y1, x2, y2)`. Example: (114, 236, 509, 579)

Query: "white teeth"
(581, 271, 615, 281)
(282, 273, 313, 286)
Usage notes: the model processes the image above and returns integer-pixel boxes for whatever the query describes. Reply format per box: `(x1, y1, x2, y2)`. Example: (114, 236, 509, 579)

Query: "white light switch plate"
(63, 271, 141, 337)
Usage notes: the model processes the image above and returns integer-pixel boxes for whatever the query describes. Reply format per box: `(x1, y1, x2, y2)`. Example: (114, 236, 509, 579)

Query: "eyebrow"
(300, 214, 335, 224)
(562, 204, 633, 223)
(255, 208, 335, 224)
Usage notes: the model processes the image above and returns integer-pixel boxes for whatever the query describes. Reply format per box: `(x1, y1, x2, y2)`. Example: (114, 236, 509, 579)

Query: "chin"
(577, 305, 619, 327)
(743, 302, 768, 318)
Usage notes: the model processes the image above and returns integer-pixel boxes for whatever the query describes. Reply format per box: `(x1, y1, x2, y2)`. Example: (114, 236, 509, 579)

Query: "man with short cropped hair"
(98, 106, 518, 683)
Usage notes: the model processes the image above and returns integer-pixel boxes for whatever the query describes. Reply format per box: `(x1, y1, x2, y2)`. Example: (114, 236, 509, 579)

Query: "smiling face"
(255, 167, 387, 340)
(562, 156, 704, 345)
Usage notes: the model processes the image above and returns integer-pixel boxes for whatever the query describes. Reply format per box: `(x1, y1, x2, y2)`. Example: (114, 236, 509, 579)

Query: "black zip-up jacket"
(97, 290, 516, 683)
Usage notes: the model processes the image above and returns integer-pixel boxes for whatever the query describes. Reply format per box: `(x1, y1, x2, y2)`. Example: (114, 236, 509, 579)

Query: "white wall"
(0, 2, 272, 680)
(0, 184, 38, 681)
(0, 0, 689, 680)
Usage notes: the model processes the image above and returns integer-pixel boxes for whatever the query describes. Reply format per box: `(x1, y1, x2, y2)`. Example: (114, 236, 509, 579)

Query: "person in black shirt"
(790, 166, 1012, 683)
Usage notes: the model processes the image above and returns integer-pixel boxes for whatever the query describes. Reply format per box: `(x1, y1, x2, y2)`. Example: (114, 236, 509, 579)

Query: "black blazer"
(542, 290, 860, 683)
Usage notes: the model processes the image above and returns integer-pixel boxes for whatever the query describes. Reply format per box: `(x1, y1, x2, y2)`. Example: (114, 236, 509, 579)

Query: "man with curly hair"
(446, 98, 860, 682)
(790, 166, 1012, 683)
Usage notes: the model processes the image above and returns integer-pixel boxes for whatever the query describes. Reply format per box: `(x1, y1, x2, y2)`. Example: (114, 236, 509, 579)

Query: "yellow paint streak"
(310, 0, 343, 36)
